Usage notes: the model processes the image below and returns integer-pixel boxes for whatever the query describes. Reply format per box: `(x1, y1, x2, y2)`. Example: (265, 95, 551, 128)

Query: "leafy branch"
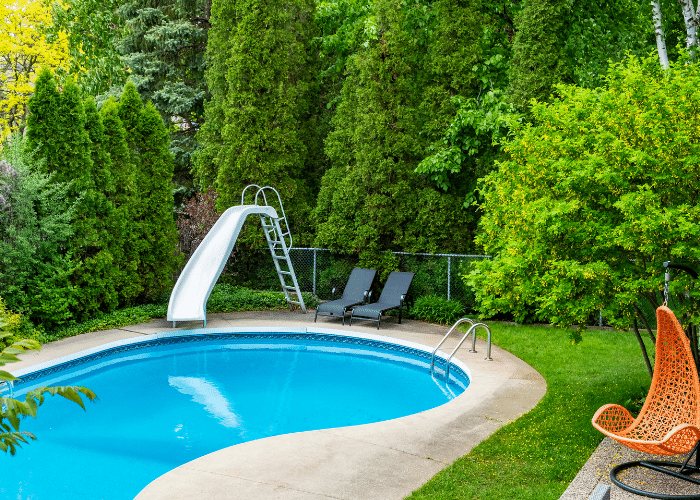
(0, 320, 97, 455)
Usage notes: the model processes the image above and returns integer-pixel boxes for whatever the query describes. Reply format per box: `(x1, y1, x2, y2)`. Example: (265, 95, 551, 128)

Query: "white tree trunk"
(652, 0, 670, 68)
(679, 0, 699, 53)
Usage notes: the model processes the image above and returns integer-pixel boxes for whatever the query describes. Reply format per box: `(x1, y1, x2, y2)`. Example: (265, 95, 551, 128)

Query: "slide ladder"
(244, 186, 306, 313)
(167, 185, 306, 327)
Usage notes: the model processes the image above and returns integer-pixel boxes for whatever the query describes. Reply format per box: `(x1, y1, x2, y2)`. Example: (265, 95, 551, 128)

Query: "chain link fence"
(222, 247, 490, 307)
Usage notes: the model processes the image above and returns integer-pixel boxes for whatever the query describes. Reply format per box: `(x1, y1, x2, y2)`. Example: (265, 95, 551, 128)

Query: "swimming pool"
(1, 327, 470, 500)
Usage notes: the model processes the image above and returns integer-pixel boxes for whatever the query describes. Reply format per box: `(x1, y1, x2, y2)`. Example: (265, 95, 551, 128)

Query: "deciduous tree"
(468, 55, 700, 373)
(0, 0, 70, 138)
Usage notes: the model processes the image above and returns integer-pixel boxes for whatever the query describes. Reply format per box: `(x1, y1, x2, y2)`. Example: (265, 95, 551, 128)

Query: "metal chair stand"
(610, 441, 700, 499)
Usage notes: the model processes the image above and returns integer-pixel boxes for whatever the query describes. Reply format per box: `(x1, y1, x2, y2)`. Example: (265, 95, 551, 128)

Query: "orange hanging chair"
(592, 304, 700, 498)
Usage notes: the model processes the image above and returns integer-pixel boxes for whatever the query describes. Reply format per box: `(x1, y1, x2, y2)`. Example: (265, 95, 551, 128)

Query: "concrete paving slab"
(9, 309, 546, 500)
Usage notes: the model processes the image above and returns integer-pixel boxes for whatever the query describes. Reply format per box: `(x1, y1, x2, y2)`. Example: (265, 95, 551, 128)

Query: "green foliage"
(0, 134, 79, 328)
(410, 295, 465, 325)
(116, 0, 209, 184)
(117, 82, 181, 302)
(416, 91, 521, 206)
(47, 0, 127, 96)
(0, 298, 21, 348)
(131, 100, 181, 300)
(509, 0, 571, 111)
(564, 1, 652, 88)
(469, 55, 700, 345)
(24, 68, 61, 174)
(206, 284, 320, 313)
(315, 0, 478, 267)
(100, 98, 141, 305)
(195, 0, 319, 243)
(0, 321, 97, 455)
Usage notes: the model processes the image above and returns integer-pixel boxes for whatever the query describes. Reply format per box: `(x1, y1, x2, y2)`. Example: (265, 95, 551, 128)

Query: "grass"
(406, 322, 652, 500)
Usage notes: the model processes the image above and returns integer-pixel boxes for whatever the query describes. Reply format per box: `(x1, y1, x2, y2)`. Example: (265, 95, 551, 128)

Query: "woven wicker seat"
(592, 305, 700, 498)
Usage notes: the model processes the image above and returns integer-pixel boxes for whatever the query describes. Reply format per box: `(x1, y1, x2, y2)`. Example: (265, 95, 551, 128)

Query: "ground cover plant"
(34, 285, 320, 345)
(407, 322, 651, 500)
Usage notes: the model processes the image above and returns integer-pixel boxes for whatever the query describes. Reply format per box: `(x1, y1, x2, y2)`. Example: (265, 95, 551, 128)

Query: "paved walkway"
(560, 437, 700, 499)
(12, 310, 546, 500)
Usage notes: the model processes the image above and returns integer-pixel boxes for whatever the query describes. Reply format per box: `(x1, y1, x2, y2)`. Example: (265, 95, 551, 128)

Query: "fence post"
(447, 256, 452, 301)
(313, 249, 317, 295)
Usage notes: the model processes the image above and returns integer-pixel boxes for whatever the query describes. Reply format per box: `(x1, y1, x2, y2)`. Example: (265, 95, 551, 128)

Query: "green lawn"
(407, 322, 652, 500)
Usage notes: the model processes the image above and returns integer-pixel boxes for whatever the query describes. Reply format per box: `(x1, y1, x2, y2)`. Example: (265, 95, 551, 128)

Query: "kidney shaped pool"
(1, 329, 470, 500)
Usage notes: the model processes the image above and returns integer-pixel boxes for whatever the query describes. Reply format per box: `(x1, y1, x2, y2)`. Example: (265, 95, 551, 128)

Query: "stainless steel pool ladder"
(430, 317, 493, 382)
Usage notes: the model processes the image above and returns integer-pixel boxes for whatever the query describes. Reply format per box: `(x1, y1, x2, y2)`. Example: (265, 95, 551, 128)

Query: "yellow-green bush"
(469, 55, 700, 344)
(0, 297, 21, 336)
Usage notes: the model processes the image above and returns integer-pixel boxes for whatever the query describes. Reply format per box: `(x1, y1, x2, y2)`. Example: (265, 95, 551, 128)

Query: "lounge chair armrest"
(400, 294, 406, 305)
(364, 290, 372, 304)
(592, 404, 635, 435)
(331, 287, 337, 297)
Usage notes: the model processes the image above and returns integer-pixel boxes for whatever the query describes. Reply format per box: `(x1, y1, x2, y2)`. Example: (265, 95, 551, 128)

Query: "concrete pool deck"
(11, 309, 546, 500)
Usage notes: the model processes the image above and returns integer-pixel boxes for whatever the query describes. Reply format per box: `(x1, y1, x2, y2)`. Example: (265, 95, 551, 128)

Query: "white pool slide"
(167, 204, 278, 326)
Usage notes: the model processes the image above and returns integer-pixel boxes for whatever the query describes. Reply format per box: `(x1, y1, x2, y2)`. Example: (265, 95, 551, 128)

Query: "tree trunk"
(635, 303, 656, 345)
(652, 0, 670, 68)
(633, 318, 654, 378)
(679, 0, 699, 54)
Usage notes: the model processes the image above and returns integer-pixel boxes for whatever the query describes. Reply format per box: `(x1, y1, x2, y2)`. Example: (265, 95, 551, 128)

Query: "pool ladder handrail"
(430, 317, 493, 382)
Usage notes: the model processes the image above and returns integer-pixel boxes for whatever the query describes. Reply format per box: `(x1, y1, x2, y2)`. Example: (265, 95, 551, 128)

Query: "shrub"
(0, 297, 21, 348)
(206, 284, 320, 313)
(469, 54, 700, 351)
(410, 295, 465, 325)
(0, 134, 79, 328)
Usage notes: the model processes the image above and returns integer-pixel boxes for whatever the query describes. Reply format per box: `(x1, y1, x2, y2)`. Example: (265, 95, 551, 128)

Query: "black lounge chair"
(349, 271, 415, 329)
(314, 268, 376, 325)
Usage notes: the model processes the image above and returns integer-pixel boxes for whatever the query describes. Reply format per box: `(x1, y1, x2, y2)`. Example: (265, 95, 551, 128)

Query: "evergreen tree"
(117, 82, 180, 301)
(195, 0, 318, 241)
(25, 69, 61, 173)
(314, 0, 476, 269)
(101, 99, 142, 305)
(0, 135, 78, 328)
(73, 100, 119, 317)
(53, 79, 94, 190)
(509, 0, 571, 111)
(115, 0, 210, 187)
(133, 101, 180, 299)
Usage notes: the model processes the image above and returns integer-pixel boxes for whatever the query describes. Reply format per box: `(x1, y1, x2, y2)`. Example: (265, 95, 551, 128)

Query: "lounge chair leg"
(314, 309, 318, 322)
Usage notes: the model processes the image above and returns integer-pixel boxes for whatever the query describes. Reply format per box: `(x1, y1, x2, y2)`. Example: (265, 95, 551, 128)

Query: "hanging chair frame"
(593, 262, 700, 499)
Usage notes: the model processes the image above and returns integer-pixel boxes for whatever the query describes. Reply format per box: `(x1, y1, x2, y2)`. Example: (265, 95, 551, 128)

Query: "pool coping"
(9, 311, 546, 500)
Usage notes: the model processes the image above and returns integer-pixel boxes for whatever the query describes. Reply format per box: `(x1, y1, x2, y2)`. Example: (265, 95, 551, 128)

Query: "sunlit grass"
(407, 322, 651, 500)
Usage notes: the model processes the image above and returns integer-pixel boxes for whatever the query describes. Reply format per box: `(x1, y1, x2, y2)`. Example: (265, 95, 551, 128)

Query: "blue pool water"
(1, 332, 469, 500)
